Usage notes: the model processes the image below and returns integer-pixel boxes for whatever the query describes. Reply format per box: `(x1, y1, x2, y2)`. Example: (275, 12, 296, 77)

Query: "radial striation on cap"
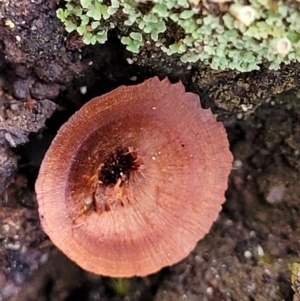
(35, 77, 233, 277)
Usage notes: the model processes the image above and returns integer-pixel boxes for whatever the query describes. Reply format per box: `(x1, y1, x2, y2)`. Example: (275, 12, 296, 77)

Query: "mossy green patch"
(56, 0, 300, 72)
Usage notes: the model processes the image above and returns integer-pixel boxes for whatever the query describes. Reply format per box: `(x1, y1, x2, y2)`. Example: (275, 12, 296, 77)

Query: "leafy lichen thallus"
(81, 146, 144, 217)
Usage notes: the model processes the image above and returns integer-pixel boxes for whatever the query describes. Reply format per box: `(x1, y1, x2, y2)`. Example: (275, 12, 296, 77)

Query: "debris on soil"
(0, 204, 50, 301)
(0, 84, 56, 193)
(0, 87, 299, 301)
(0, 143, 17, 195)
(291, 263, 300, 301)
(0, 0, 300, 300)
(0, 96, 56, 147)
(152, 89, 300, 301)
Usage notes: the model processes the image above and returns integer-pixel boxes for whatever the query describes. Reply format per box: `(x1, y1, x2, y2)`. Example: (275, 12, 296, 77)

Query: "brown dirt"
(0, 0, 300, 300)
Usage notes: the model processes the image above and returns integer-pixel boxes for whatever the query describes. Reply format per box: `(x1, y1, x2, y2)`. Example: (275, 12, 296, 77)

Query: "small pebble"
(249, 231, 256, 238)
(5, 241, 21, 251)
(126, 58, 134, 65)
(264, 268, 271, 276)
(30, 81, 60, 100)
(40, 252, 49, 264)
(14, 271, 26, 286)
(12, 80, 29, 99)
(80, 86, 87, 95)
(5, 133, 17, 147)
(233, 160, 243, 168)
(266, 185, 285, 204)
(241, 104, 253, 112)
(244, 250, 252, 259)
(257, 245, 264, 257)
(2, 284, 17, 298)
(265, 98, 271, 103)
(2, 224, 10, 233)
(237, 113, 243, 120)
(206, 287, 214, 295)
(10, 103, 19, 111)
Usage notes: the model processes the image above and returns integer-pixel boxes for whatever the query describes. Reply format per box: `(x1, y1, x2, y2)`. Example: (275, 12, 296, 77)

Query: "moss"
(57, 0, 300, 72)
(110, 278, 131, 296)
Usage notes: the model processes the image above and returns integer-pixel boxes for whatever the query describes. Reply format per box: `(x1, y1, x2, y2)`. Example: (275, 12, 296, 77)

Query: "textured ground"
(0, 0, 300, 300)
(1, 88, 300, 301)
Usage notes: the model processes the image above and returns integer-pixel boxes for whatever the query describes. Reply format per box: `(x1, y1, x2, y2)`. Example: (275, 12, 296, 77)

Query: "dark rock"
(33, 61, 64, 83)
(14, 65, 31, 79)
(0, 52, 6, 71)
(30, 81, 60, 100)
(12, 80, 30, 99)
(0, 144, 17, 194)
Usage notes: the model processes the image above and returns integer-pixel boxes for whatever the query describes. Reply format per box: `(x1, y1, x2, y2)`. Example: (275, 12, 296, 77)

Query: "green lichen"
(56, 0, 300, 72)
(121, 32, 144, 53)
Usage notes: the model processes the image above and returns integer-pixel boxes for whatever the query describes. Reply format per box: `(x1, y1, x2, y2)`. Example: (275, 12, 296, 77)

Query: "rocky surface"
(0, 0, 300, 300)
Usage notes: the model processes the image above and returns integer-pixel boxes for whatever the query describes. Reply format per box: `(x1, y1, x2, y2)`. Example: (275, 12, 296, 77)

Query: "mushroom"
(271, 37, 292, 55)
(229, 4, 256, 27)
(35, 77, 232, 277)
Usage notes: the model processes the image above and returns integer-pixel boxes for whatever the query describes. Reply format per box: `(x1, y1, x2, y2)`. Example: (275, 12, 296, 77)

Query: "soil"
(0, 0, 300, 301)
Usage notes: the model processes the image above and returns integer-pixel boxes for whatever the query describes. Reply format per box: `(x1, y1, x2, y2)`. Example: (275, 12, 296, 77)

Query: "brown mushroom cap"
(35, 77, 232, 277)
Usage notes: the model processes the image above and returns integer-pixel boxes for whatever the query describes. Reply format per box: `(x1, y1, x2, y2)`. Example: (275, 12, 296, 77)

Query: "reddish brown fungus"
(35, 77, 233, 277)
